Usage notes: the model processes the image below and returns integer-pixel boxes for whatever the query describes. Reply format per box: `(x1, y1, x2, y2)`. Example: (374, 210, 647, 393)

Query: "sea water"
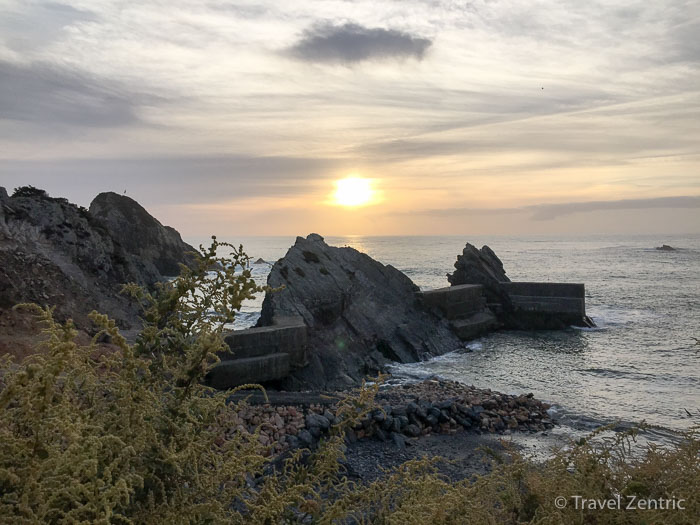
(190, 234, 700, 438)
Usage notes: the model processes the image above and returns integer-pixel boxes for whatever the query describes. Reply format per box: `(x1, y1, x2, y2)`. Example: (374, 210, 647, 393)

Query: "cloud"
(287, 21, 431, 64)
(668, 18, 700, 64)
(405, 196, 700, 221)
(0, 2, 96, 53)
(0, 154, 337, 205)
(0, 0, 698, 236)
(527, 196, 700, 220)
(0, 60, 150, 129)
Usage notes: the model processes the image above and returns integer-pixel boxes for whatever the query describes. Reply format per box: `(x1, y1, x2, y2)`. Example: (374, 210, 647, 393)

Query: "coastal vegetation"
(0, 241, 697, 524)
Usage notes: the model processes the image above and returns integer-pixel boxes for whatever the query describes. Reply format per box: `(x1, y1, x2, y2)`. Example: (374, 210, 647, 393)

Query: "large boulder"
(257, 234, 462, 390)
(89, 192, 196, 279)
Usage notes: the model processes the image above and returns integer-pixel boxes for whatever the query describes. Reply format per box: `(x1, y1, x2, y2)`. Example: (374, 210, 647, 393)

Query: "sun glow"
(333, 177, 375, 207)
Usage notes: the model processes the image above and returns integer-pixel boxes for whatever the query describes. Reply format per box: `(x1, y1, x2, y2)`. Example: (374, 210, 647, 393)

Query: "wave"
(549, 404, 686, 445)
(577, 367, 652, 380)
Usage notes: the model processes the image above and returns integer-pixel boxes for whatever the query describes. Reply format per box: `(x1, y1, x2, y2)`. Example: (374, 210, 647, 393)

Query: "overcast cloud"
(0, 60, 149, 128)
(0, 0, 698, 235)
(408, 196, 700, 221)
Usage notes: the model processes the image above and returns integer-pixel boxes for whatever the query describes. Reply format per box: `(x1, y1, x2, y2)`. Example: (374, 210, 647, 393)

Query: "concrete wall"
(207, 315, 307, 389)
(421, 284, 486, 320)
(207, 353, 290, 390)
(501, 282, 585, 299)
(419, 281, 589, 331)
(420, 284, 498, 340)
(501, 281, 589, 327)
(223, 323, 307, 364)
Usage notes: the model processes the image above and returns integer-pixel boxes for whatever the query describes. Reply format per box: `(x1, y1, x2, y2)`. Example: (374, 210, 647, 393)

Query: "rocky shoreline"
(216, 233, 592, 391)
(221, 379, 555, 458)
(1, 189, 562, 484)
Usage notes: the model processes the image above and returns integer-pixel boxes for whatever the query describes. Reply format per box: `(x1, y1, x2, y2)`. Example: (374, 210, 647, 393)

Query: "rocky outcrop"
(257, 234, 462, 390)
(89, 192, 196, 278)
(0, 186, 194, 330)
(447, 243, 511, 306)
(447, 242, 593, 329)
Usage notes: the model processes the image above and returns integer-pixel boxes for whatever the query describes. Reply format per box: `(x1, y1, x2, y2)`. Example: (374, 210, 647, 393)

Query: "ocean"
(190, 234, 700, 440)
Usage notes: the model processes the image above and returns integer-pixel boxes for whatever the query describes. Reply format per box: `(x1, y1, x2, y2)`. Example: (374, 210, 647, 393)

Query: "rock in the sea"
(655, 244, 676, 251)
(447, 241, 592, 329)
(257, 234, 462, 390)
(447, 243, 511, 304)
(0, 186, 195, 329)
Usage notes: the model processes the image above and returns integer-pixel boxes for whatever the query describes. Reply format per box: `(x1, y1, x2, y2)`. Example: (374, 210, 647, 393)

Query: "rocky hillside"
(257, 234, 462, 390)
(0, 186, 195, 335)
(90, 192, 196, 278)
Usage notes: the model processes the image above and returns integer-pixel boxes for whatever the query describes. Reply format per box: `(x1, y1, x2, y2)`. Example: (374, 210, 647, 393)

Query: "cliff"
(0, 186, 195, 334)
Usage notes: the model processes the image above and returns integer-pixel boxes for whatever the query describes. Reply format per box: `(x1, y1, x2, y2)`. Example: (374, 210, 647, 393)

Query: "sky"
(0, 0, 699, 237)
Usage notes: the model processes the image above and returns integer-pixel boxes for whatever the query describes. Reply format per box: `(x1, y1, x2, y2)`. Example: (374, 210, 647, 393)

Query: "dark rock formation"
(447, 243, 511, 305)
(447, 242, 593, 329)
(0, 186, 194, 329)
(89, 192, 196, 279)
(257, 234, 462, 390)
(656, 244, 676, 251)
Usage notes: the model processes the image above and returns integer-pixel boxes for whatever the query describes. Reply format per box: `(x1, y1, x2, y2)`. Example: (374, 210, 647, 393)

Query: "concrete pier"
(501, 282, 590, 328)
(207, 279, 591, 389)
(422, 284, 486, 319)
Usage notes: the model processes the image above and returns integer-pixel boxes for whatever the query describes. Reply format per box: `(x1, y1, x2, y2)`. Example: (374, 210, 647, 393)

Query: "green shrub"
(0, 239, 697, 524)
(0, 239, 374, 523)
(12, 186, 49, 199)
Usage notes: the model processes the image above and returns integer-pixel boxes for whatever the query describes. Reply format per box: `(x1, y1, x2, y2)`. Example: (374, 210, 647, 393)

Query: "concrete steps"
(223, 323, 306, 362)
(450, 312, 498, 340)
(206, 315, 307, 390)
(207, 352, 291, 389)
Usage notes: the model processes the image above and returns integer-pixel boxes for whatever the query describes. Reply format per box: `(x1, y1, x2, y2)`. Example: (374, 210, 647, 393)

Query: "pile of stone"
(369, 380, 554, 438)
(218, 404, 308, 456)
(221, 380, 555, 455)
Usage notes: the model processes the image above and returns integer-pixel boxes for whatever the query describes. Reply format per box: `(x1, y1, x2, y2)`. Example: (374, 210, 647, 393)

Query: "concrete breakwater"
(206, 235, 591, 390)
(219, 380, 554, 456)
(501, 281, 592, 328)
(208, 282, 590, 389)
(421, 281, 592, 333)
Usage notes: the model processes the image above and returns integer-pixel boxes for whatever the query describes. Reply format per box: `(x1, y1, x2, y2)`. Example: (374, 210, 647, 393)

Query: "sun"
(333, 177, 374, 207)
